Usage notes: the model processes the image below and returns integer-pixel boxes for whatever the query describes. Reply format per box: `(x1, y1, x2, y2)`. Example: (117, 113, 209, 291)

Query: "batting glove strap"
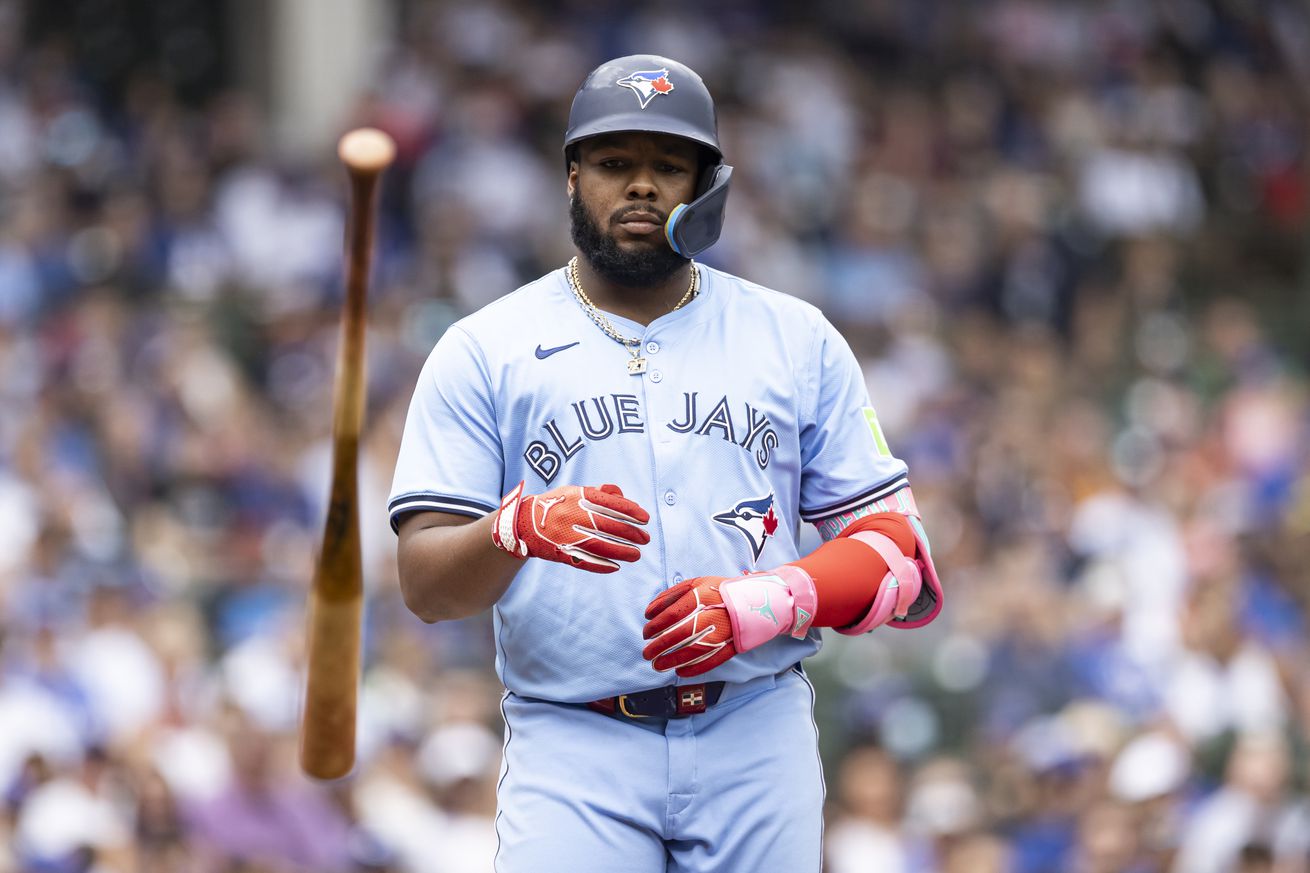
(719, 565, 818, 653)
(491, 481, 529, 558)
(775, 564, 818, 639)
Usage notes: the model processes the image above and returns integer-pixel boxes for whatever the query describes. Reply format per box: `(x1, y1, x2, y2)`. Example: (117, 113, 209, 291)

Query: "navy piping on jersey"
(798, 473, 909, 523)
(795, 665, 827, 872)
(493, 689, 512, 871)
(388, 492, 496, 532)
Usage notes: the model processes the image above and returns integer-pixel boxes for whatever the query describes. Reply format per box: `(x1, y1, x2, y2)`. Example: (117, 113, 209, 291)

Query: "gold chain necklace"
(566, 256, 699, 375)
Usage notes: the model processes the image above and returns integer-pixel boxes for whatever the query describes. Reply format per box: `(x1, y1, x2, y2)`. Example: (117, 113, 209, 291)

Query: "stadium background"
(1, 0, 1309, 871)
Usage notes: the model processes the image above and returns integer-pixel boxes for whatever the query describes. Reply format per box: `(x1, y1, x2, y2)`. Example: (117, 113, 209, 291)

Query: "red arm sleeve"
(788, 512, 916, 628)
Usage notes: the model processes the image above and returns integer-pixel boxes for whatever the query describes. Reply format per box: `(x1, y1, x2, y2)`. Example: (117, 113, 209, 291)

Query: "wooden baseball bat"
(299, 128, 395, 780)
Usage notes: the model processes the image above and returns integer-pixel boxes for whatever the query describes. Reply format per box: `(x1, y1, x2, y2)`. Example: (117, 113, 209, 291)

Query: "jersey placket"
(634, 321, 677, 602)
(629, 320, 689, 597)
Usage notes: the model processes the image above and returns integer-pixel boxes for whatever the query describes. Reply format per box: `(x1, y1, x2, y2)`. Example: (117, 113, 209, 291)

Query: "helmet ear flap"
(665, 164, 733, 258)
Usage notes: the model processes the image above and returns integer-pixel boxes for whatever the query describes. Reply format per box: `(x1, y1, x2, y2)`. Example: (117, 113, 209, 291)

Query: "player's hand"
(641, 566, 817, 678)
(491, 480, 650, 573)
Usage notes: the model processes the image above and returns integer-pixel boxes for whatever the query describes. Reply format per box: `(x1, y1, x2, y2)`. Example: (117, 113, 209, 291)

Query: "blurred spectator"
(1231, 843, 1276, 873)
(13, 746, 131, 870)
(1071, 800, 1152, 873)
(186, 712, 353, 872)
(825, 745, 922, 873)
(1107, 730, 1190, 870)
(1164, 578, 1289, 744)
(1171, 732, 1310, 873)
(940, 831, 1012, 873)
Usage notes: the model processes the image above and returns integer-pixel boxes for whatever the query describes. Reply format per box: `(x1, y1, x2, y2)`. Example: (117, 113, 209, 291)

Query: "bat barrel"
(300, 585, 364, 779)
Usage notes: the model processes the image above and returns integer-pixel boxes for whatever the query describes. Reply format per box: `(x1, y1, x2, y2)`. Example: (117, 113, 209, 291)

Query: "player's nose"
(624, 167, 658, 200)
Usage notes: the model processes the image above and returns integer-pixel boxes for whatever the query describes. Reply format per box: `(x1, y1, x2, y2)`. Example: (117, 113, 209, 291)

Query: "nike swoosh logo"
(535, 342, 580, 359)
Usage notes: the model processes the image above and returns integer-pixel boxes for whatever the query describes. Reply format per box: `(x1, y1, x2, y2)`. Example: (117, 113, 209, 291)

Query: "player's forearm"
(796, 514, 915, 627)
(786, 510, 942, 632)
(643, 511, 943, 677)
(396, 513, 522, 622)
(395, 482, 650, 623)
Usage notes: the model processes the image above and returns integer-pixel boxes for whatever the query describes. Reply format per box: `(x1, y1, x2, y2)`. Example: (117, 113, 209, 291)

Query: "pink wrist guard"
(719, 565, 818, 652)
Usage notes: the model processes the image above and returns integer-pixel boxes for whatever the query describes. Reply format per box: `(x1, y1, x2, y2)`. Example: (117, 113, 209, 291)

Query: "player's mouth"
(615, 210, 665, 236)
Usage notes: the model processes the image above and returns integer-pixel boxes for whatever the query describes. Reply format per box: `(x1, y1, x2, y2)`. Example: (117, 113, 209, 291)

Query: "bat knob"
(338, 128, 396, 174)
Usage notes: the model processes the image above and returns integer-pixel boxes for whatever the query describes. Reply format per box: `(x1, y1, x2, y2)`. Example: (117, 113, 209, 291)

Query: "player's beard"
(570, 192, 688, 288)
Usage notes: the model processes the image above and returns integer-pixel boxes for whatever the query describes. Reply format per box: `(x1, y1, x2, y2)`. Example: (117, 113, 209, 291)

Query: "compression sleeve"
(788, 512, 916, 628)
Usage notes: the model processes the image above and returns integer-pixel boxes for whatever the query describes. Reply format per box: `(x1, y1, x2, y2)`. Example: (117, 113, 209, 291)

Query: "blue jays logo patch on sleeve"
(713, 493, 779, 564)
(616, 69, 675, 109)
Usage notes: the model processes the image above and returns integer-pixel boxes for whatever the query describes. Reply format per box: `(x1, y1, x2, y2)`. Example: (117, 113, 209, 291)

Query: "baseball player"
(390, 55, 943, 872)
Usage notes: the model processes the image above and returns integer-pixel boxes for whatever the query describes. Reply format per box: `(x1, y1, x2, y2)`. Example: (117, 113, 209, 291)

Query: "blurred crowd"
(1, 0, 1309, 871)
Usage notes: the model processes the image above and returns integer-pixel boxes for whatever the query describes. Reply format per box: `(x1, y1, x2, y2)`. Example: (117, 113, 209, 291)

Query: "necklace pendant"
(627, 356, 648, 375)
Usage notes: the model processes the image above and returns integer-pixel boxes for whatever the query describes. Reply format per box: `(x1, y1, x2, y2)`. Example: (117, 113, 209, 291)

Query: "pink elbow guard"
(837, 521, 943, 634)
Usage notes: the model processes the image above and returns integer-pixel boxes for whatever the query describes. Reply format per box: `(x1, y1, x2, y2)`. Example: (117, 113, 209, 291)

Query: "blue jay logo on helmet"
(713, 494, 780, 565)
(616, 69, 675, 109)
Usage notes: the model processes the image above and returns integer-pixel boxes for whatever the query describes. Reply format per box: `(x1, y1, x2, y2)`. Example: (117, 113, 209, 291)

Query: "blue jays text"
(524, 391, 780, 484)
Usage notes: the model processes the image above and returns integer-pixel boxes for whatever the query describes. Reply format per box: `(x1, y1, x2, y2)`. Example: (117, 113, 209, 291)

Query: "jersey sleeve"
(797, 317, 909, 525)
(388, 325, 504, 533)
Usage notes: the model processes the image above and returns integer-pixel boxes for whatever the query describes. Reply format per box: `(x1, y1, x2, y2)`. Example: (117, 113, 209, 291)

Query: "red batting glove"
(642, 567, 817, 678)
(642, 576, 736, 677)
(491, 481, 651, 573)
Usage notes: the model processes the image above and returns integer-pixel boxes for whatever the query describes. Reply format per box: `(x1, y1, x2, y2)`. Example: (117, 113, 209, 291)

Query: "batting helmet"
(564, 55, 733, 258)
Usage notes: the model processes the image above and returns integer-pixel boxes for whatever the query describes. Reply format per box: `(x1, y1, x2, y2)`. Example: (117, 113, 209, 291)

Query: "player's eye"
(598, 158, 626, 169)
(659, 163, 686, 174)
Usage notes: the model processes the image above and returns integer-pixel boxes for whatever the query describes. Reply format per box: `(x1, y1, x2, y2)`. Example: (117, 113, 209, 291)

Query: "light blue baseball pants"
(494, 666, 825, 872)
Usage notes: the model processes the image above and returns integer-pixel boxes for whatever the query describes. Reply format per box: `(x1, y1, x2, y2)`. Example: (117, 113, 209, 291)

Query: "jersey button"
(645, 341, 660, 354)
(673, 574, 684, 584)
(649, 370, 663, 383)
(664, 490, 677, 505)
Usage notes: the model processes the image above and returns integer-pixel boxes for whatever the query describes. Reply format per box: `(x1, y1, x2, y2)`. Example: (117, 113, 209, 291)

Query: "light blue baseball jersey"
(389, 264, 909, 702)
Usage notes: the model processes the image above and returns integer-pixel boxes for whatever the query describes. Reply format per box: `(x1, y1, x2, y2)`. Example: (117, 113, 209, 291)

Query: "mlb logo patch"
(616, 69, 675, 109)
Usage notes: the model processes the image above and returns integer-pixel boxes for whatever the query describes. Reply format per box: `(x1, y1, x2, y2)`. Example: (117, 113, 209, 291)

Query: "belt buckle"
(675, 684, 709, 716)
(678, 686, 705, 711)
(616, 694, 649, 719)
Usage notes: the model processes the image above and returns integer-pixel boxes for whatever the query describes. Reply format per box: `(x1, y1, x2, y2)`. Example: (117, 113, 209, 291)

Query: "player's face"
(568, 132, 700, 287)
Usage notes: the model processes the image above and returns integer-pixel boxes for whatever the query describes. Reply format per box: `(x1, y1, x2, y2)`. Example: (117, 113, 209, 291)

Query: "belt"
(587, 682, 726, 719)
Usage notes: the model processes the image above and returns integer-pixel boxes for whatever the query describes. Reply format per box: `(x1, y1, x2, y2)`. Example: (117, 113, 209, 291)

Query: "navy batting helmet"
(564, 55, 733, 258)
